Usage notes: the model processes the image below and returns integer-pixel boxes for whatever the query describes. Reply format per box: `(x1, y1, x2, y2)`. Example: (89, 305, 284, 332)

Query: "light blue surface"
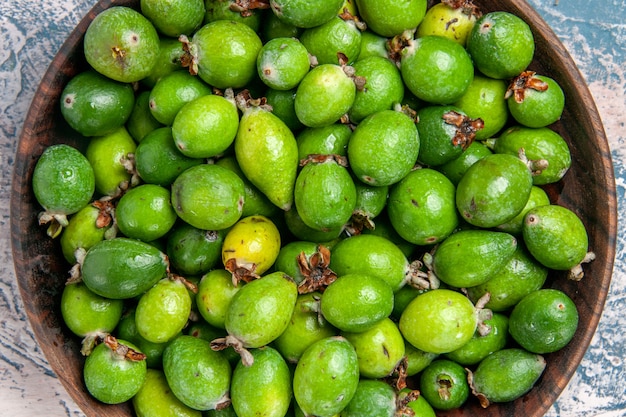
(0, 1, 625, 416)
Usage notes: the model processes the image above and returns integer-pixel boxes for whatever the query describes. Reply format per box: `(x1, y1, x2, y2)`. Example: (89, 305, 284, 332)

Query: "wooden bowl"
(10, 0, 617, 416)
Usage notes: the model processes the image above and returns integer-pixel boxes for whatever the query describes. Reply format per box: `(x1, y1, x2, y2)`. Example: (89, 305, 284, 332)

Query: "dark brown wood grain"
(10, 0, 617, 416)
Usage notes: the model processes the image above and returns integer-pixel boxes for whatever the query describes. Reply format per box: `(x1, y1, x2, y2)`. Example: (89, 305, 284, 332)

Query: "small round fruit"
(257, 37, 311, 90)
(167, 225, 225, 276)
(132, 369, 202, 417)
(115, 184, 177, 242)
(507, 72, 565, 128)
(419, 359, 469, 410)
(299, 16, 361, 65)
(416, 1, 480, 45)
(148, 70, 212, 126)
(60, 203, 111, 264)
(269, 0, 345, 29)
(355, 0, 427, 37)
(196, 269, 242, 329)
(140, 0, 204, 37)
(61, 282, 123, 338)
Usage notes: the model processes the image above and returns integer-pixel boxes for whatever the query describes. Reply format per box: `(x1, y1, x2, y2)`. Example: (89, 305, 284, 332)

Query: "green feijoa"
(330, 234, 408, 292)
(257, 37, 311, 90)
(294, 157, 357, 231)
(296, 123, 352, 160)
(348, 109, 419, 186)
(116, 184, 177, 242)
(496, 185, 551, 235)
(320, 273, 394, 333)
(342, 317, 405, 379)
(141, 37, 186, 89)
(355, 0, 427, 37)
(132, 369, 202, 417)
(358, 30, 389, 59)
(61, 282, 123, 338)
(445, 313, 509, 366)
(523, 204, 590, 272)
(127, 90, 163, 142)
(84, 6, 160, 83)
(167, 225, 225, 276)
(163, 335, 231, 410)
(437, 140, 493, 186)
(204, 0, 262, 32)
(401, 35, 474, 105)
(354, 181, 388, 218)
(361, 212, 416, 258)
(136, 278, 192, 344)
(431, 229, 517, 288)
(391, 285, 423, 320)
(415, 1, 480, 46)
(140, 0, 204, 37)
(83, 337, 147, 404)
(466, 245, 548, 312)
(340, 379, 397, 417)
(171, 164, 245, 230)
(269, 0, 344, 29)
(293, 336, 359, 417)
(495, 125, 572, 185)
(235, 104, 299, 211)
(452, 74, 509, 140)
(274, 241, 320, 285)
(300, 16, 361, 65)
(149, 70, 212, 126)
(273, 292, 337, 363)
(81, 237, 168, 299)
(399, 289, 477, 354)
(404, 341, 438, 376)
(116, 309, 170, 368)
(507, 72, 565, 128)
(264, 88, 304, 133)
(294, 64, 356, 128)
(348, 56, 404, 123)
(509, 289, 579, 354)
(416, 105, 482, 167)
(135, 127, 203, 187)
(86, 126, 137, 197)
(387, 168, 458, 246)
(196, 269, 242, 329)
(467, 11, 535, 80)
(60, 70, 135, 137)
(469, 348, 546, 406)
(284, 207, 344, 243)
(60, 203, 110, 264)
(456, 153, 533, 228)
(186, 321, 240, 365)
(231, 347, 292, 417)
(419, 359, 469, 410)
(263, 12, 302, 41)
(401, 388, 436, 417)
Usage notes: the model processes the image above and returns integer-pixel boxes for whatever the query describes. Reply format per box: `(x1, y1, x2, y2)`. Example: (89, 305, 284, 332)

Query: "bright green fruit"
(355, 0, 427, 37)
(132, 369, 202, 417)
(257, 37, 311, 90)
(149, 70, 212, 126)
(140, 0, 204, 37)
(115, 184, 177, 242)
(269, 0, 345, 29)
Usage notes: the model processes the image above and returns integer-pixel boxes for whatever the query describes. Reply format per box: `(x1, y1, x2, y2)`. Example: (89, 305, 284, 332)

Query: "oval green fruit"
(132, 369, 202, 417)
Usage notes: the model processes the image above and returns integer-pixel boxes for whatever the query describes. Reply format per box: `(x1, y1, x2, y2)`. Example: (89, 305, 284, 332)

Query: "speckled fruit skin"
(270, 0, 344, 29)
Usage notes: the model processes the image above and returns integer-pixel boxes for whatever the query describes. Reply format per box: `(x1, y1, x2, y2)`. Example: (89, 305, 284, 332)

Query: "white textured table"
(1, 1, 625, 416)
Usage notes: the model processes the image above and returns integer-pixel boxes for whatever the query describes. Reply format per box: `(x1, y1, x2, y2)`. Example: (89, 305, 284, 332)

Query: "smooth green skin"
(330, 234, 408, 292)
(471, 348, 546, 403)
(61, 282, 123, 338)
(523, 204, 589, 270)
(231, 347, 292, 417)
(235, 106, 299, 211)
(355, 0, 427, 37)
(508, 75, 565, 128)
(274, 241, 319, 284)
(61, 70, 134, 137)
(348, 109, 419, 186)
(348, 56, 404, 123)
(166, 224, 225, 276)
(257, 37, 311, 90)
(141, 37, 186, 89)
(437, 140, 493, 186)
(320, 273, 394, 333)
(136, 279, 192, 343)
(185, 321, 241, 365)
(284, 207, 344, 243)
(204, 0, 262, 32)
(432, 229, 518, 288)
(294, 64, 356, 128)
(391, 285, 424, 320)
(163, 335, 231, 410)
(419, 359, 469, 410)
(296, 123, 352, 160)
(116, 184, 177, 242)
(269, 0, 344, 28)
(399, 289, 477, 354)
(495, 126, 572, 185)
(415, 105, 468, 166)
(84, 6, 159, 83)
(192, 20, 263, 88)
(445, 313, 509, 366)
(456, 153, 534, 228)
(466, 246, 548, 312)
(171, 164, 245, 230)
(141, 0, 204, 37)
(196, 269, 242, 329)
(300, 16, 361, 65)
(404, 341, 438, 376)
(342, 317, 405, 379)
(416, 2, 478, 46)
(401, 35, 474, 105)
(265, 88, 304, 132)
(225, 272, 298, 348)
(361, 213, 415, 258)
(33, 144, 94, 216)
(496, 185, 551, 235)
(262, 11, 302, 40)
(453, 74, 508, 140)
(293, 336, 359, 417)
(509, 289, 579, 354)
(127, 91, 162, 142)
(387, 168, 458, 246)
(358, 30, 389, 59)
(273, 292, 337, 363)
(86, 126, 136, 196)
(116, 309, 170, 368)
(354, 182, 388, 219)
(295, 160, 357, 231)
(81, 237, 168, 299)
(467, 11, 535, 80)
(133, 369, 201, 417)
(402, 389, 436, 417)
(60, 204, 108, 264)
(135, 127, 202, 186)
(149, 70, 212, 126)
(339, 379, 396, 417)
(84, 339, 147, 404)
